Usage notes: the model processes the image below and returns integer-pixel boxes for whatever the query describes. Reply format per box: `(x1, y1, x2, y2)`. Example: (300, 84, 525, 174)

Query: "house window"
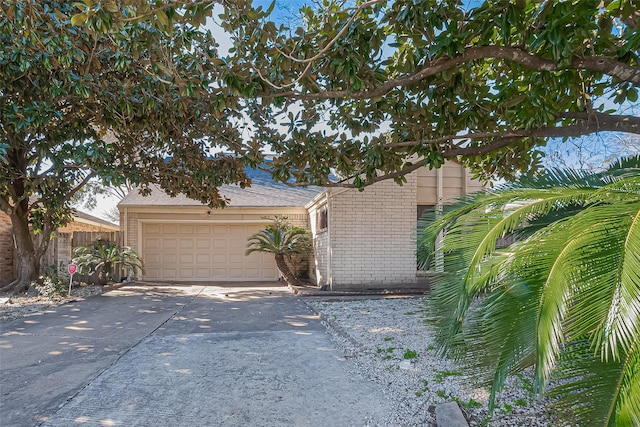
(417, 205, 436, 221)
(417, 205, 437, 270)
(316, 206, 328, 231)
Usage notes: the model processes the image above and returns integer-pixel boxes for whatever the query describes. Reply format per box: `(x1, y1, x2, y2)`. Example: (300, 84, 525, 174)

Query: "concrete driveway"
(0, 284, 390, 426)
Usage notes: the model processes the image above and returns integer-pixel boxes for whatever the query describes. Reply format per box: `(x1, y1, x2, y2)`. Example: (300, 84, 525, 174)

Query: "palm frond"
(420, 158, 640, 426)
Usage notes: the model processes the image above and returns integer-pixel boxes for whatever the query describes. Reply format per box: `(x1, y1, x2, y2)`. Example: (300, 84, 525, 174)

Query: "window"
(316, 206, 328, 231)
(417, 205, 436, 221)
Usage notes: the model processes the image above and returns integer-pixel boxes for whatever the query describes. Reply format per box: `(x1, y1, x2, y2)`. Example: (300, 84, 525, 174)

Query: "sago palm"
(418, 156, 640, 426)
(246, 217, 311, 287)
(73, 239, 144, 285)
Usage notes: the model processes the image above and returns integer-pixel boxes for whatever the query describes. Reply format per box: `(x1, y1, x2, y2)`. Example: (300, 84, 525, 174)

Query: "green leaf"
(71, 13, 87, 26)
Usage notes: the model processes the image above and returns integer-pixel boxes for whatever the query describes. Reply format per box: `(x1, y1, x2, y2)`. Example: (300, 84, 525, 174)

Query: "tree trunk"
(0, 212, 42, 294)
(274, 253, 304, 287)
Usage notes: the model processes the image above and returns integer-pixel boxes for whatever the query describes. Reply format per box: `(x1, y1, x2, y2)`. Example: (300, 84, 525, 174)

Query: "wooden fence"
(42, 231, 126, 285)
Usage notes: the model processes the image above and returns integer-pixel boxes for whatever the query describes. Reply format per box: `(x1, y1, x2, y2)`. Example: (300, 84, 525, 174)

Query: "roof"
(72, 210, 120, 229)
(118, 167, 324, 208)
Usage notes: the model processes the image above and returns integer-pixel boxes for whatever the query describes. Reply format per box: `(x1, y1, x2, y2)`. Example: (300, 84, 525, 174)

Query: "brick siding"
(326, 173, 418, 290)
(0, 212, 15, 285)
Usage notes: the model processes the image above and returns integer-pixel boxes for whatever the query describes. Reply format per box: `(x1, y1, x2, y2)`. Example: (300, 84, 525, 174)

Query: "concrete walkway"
(0, 284, 390, 426)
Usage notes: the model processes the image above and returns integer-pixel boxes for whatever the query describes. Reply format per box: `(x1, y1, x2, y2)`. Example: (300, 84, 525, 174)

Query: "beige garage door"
(142, 223, 279, 281)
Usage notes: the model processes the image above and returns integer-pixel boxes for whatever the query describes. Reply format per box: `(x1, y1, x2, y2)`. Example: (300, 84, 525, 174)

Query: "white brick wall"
(326, 174, 418, 290)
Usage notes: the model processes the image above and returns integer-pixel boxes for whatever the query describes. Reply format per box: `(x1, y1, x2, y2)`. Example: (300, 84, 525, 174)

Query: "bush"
(73, 238, 143, 285)
(32, 274, 67, 298)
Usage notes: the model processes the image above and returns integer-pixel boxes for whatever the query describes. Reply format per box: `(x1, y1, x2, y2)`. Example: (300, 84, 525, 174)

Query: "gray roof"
(118, 169, 324, 208)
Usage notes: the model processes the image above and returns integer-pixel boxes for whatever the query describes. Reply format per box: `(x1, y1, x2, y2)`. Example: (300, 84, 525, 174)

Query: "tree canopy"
(67, 0, 640, 187)
(0, 0, 246, 291)
(218, 0, 640, 184)
(2, 0, 639, 291)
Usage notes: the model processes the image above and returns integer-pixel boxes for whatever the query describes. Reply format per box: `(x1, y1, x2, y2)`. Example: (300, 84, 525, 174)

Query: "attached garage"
(142, 222, 278, 281)
(118, 169, 322, 283)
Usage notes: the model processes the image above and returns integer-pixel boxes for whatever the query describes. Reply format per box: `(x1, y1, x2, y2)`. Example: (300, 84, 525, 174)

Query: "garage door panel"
(162, 239, 177, 250)
(163, 253, 177, 264)
(245, 268, 261, 279)
(228, 253, 243, 263)
(145, 253, 161, 264)
(162, 268, 177, 279)
(145, 268, 160, 279)
(196, 254, 210, 264)
(145, 238, 161, 250)
(263, 267, 278, 278)
(145, 224, 162, 234)
(213, 239, 227, 249)
(179, 254, 194, 264)
(228, 268, 244, 279)
(179, 224, 195, 234)
(142, 222, 279, 281)
(228, 239, 244, 249)
(196, 268, 211, 279)
(195, 225, 210, 234)
(179, 269, 194, 279)
(179, 239, 194, 249)
(196, 239, 211, 249)
(163, 224, 178, 234)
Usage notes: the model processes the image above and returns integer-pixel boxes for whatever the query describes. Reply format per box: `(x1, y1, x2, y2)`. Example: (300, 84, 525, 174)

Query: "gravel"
(307, 296, 573, 427)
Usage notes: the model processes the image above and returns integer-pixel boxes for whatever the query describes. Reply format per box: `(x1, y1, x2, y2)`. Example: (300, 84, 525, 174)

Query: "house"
(0, 210, 120, 285)
(118, 162, 483, 290)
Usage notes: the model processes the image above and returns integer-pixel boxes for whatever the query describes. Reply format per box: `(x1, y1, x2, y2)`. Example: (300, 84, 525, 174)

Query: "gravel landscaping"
(308, 296, 575, 427)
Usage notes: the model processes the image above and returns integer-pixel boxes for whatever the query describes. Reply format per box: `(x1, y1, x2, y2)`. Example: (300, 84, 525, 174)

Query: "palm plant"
(417, 156, 640, 426)
(73, 239, 144, 285)
(246, 217, 311, 287)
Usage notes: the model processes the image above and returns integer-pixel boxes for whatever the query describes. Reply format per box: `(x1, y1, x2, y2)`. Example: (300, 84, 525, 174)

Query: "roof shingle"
(118, 167, 324, 208)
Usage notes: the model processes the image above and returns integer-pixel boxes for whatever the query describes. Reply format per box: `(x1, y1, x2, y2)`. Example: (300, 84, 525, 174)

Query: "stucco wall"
(0, 212, 14, 285)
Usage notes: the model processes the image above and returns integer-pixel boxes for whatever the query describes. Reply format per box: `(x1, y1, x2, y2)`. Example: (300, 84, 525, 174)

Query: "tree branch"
(266, 113, 640, 189)
(390, 113, 640, 157)
(264, 46, 640, 100)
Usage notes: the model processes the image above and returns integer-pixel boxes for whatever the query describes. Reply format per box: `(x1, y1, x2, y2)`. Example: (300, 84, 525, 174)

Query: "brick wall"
(327, 173, 418, 290)
(0, 212, 15, 285)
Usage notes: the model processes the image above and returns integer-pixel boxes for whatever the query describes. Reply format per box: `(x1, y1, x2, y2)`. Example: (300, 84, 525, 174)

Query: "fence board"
(42, 231, 125, 285)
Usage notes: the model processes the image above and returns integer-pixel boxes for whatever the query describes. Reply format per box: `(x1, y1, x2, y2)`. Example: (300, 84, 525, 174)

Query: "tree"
(417, 156, 640, 426)
(73, 239, 144, 285)
(246, 217, 311, 287)
(68, 0, 640, 187)
(0, 1, 249, 293)
(218, 0, 640, 185)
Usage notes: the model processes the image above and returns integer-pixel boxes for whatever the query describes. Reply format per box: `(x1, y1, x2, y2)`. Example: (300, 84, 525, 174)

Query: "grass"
(452, 397, 483, 410)
(433, 369, 462, 383)
(436, 390, 448, 399)
(403, 349, 418, 359)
